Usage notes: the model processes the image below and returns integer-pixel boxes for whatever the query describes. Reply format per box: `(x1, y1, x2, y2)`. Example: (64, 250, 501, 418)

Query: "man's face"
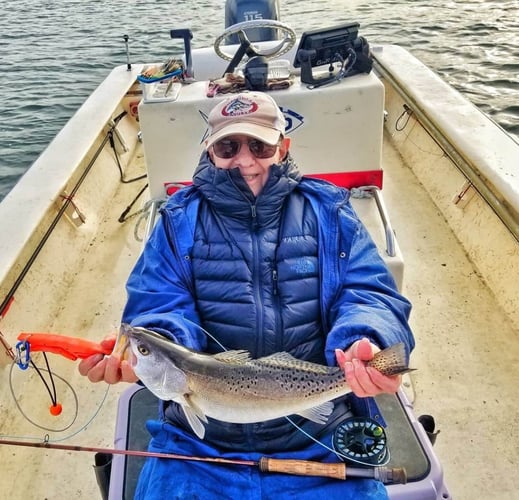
(208, 134, 289, 197)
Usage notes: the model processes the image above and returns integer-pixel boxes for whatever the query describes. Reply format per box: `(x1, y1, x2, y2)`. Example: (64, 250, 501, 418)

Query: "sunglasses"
(212, 137, 280, 159)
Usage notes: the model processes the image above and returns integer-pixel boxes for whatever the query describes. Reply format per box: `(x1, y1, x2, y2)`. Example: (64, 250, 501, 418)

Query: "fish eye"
(137, 344, 150, 356)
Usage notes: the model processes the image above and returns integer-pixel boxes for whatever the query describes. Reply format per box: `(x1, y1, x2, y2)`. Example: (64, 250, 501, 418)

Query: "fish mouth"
(112, 324, 132, 361)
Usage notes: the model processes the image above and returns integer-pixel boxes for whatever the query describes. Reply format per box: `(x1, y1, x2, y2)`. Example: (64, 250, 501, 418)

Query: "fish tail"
(367, 342, 414, 376)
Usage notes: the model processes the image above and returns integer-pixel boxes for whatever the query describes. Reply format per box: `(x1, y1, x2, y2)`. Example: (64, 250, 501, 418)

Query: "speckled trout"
(118, 324, 411, 439)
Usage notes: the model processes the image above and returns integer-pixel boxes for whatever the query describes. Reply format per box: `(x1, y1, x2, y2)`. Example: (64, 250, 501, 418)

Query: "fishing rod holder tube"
(123, 34, 131, 70)
(170, 29, 193, 78)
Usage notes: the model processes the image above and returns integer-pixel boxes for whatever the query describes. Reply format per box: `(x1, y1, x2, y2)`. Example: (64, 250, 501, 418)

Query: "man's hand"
(335, 337, 401, 397)
(78, 335, 138, 384)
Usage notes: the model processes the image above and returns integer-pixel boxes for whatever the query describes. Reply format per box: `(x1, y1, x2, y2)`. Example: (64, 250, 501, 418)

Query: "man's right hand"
(78, 335, 138, 384)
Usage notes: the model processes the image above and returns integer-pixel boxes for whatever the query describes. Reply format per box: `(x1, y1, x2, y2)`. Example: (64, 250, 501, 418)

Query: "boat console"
(137, 23, 405, 288)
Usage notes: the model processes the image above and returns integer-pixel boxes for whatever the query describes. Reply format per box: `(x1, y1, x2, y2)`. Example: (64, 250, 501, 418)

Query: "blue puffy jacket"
(123, 151, 414, 451)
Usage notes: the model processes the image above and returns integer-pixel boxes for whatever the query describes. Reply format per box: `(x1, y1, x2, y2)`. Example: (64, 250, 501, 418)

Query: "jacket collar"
(192, 151, 302, 227)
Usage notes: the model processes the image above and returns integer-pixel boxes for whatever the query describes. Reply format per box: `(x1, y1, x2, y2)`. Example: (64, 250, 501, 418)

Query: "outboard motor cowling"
(225, 0, 281, 43)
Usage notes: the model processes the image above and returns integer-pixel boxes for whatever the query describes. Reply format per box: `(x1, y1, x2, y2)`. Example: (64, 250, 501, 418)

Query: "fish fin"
(213, 350, 252, 364)
(178, 395, 208, 439)
(297, 402, 334, 424)
(181, 405, 207, 439)
(259, 352, 298, 362)
(256, 352, 332, 374)
(367, 342, 414, 376)
(178, 394, 208, 423)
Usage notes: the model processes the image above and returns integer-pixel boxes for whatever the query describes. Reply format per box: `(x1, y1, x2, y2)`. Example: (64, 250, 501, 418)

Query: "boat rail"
(0, 65, 143, 318)
(372, 45, 519, 243)
(372, 187, 396, 257)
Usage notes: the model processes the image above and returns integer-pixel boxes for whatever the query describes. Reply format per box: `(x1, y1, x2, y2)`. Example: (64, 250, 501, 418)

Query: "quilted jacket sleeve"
(324, 202, 414, 365)
(121, 213, 206, 351)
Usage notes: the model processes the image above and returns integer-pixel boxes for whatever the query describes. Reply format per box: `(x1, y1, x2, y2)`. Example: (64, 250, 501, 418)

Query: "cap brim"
(205, 122, 282, 149)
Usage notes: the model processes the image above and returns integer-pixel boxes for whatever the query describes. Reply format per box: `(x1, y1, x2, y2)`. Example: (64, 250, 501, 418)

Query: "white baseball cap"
(205, 92, 286, 148)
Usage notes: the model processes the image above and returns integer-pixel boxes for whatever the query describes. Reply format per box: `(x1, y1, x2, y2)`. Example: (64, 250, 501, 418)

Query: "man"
(80, 91, 414, 499)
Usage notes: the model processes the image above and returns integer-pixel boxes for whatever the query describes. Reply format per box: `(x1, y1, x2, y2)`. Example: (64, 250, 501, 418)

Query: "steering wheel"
(214, 20, 297, 61)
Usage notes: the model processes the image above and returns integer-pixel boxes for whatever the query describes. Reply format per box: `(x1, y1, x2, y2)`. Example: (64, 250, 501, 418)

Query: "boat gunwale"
(0, 65, 144, 291)
(372, 45, 519, 241)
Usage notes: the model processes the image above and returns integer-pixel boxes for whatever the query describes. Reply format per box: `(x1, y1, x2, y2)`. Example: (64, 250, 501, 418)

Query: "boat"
(0, 1, 518, 498)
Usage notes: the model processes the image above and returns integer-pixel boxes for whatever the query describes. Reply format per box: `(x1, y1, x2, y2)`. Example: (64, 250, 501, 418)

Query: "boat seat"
(143, 169, 404, 291)
(107, 385, 451, 499)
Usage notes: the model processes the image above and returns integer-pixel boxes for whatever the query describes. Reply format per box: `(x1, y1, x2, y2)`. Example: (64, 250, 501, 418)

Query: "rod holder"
(170, 29, 194, 78)
(123, 34, 131, 71)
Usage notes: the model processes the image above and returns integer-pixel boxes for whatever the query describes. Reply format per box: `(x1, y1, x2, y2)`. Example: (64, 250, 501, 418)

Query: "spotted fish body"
(120, 324, 411, 439)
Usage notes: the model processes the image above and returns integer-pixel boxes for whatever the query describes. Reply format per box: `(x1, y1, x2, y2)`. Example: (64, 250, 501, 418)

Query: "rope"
(8, 362, 79, 433)
(5, 359, 111, 441)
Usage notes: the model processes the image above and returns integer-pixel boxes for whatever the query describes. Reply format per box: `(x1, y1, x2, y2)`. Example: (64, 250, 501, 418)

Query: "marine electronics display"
(294, 22, 372, 87)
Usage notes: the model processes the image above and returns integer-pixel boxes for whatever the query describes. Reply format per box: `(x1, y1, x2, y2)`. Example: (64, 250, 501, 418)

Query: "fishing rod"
(0, 438, 406, 485)
(6, 330, 409, 486)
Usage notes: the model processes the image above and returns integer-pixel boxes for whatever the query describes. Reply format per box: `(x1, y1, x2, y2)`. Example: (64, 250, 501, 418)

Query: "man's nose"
(234, 144, 256, 166)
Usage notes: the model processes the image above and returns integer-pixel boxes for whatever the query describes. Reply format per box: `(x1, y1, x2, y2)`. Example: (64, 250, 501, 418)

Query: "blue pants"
(135, 420, 388, 500)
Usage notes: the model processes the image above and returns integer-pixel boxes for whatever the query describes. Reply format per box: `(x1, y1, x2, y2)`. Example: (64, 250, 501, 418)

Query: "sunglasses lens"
(212, 138, 279, 159)
(248, 140, 277, 159)
(213, 139, 240, 159)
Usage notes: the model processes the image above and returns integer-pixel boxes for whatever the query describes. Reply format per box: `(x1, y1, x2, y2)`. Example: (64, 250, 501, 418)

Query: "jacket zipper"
(250, 204, 266, 357)
(272, 207, 285, 352)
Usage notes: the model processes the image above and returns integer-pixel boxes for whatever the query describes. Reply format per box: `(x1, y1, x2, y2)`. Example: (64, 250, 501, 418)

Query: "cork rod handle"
(259, 457, 347, 480)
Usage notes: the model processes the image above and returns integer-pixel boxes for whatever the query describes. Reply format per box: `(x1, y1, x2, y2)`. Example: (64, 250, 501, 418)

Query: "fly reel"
(333, 417, 389, 466)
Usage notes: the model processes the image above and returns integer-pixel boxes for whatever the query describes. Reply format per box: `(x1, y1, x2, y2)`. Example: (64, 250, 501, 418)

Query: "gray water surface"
(1, 0, 517, 200)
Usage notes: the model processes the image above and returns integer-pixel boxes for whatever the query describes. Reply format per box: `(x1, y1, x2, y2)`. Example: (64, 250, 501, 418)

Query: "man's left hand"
(335, 337, 401, 397)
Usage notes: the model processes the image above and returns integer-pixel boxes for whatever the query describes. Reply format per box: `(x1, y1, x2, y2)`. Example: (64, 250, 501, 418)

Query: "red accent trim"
(305, 170, 383, 189)
(164, 170, 383, 196)
(165, 182, 193, 196)
(0, 295, 15, 318)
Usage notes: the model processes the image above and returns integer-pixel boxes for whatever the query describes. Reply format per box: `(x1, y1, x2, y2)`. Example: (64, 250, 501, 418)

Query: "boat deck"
(0, 132, 517, 499)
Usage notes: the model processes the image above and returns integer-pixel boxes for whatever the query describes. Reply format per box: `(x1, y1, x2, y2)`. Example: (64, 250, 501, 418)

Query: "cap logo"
(221, 97, 258, 117)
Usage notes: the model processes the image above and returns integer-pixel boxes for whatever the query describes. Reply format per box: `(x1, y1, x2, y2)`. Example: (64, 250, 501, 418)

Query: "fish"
(119, 323, 412, 439)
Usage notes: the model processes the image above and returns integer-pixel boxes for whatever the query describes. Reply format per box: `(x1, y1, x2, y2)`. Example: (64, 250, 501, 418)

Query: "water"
(1, 0, 517, 201)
